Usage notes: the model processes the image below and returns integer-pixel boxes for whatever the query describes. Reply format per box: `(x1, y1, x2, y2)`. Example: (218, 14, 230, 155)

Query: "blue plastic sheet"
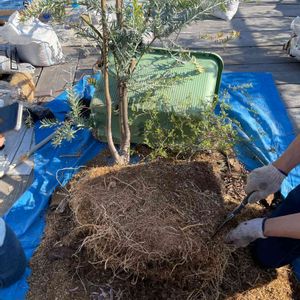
(220, 72, 300, 278)
(1, 72, 300, 299)
(0, 74, 106, 300)
(220, 72, 300, 200)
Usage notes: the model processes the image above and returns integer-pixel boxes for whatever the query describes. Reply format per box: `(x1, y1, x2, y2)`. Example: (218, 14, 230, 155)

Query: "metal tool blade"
(211, 213, 234, 238)
(211, 191, 256, 238)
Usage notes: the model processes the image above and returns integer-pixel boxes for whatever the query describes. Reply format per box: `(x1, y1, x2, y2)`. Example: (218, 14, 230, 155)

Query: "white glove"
(245, 164, 286, 204)
(225, 218, 267, 248)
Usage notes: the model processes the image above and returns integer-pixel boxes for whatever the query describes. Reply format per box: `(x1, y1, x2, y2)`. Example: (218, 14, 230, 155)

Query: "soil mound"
(69, 160, 231, 296)
(28, 156, 298, 300)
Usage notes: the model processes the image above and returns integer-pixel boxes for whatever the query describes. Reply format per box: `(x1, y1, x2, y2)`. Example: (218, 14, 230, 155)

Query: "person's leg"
(252, 184, 300, 268)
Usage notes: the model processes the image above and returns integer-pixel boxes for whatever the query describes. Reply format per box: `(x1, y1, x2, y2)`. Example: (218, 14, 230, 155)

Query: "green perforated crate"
(91, 48, 223, 144)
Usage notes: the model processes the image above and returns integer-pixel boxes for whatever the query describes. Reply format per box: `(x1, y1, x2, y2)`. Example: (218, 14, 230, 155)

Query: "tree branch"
(116, 0, 123, 28)
(101, 0, 122, 164)
(119, 80, 130, 163)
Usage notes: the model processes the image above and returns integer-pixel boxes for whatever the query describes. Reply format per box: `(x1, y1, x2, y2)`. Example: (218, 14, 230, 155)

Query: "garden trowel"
(212, 191, 256, 238)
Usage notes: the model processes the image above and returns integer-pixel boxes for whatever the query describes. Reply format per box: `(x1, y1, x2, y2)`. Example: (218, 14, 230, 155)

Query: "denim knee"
(286, 184, 300, 205)
(271, 184, 300, 218)
(251, 238, 284, 269)
(252, 184, 300, 269)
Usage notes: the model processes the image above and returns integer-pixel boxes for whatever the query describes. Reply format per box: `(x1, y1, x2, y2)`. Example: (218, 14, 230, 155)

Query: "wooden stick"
(0, 10, 15, 17)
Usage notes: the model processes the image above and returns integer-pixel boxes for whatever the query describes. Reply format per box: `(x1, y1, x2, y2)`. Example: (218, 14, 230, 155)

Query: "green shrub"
(140, 97, 237, 159)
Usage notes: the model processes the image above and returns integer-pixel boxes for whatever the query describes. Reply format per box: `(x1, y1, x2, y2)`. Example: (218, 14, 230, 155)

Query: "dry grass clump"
(69, 160, 232, 297)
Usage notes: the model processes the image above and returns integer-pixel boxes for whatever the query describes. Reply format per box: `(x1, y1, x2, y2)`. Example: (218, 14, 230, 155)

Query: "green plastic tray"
(91, 48, 223, 144)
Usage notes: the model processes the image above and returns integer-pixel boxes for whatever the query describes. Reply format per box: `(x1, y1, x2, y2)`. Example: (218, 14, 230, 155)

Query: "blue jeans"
(252, 184, 300, 268)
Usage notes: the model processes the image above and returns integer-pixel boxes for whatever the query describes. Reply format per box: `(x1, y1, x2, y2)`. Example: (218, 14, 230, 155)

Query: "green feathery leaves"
(40, 87, 92, 147)
(25, 0, 230, 152)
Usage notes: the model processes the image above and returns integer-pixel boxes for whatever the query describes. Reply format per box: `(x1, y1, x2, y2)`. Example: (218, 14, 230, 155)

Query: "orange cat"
(10, 72, 35, 103)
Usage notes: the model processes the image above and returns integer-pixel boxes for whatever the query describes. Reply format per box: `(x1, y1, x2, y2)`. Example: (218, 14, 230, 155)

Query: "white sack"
(0, 12, 64, 67)
(284, 16, 300, 61)
(289, 37, 300, 60)
(212, 0, 240, 21)
(291, 16, 300, 35)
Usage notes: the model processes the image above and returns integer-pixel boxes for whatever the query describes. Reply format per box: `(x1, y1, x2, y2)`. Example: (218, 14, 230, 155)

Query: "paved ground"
(173, 0, 300, 130)
(0, 0, 300, 214)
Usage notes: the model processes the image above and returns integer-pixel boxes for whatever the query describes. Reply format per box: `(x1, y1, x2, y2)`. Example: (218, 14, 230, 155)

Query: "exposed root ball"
(69, 161, 231, 296)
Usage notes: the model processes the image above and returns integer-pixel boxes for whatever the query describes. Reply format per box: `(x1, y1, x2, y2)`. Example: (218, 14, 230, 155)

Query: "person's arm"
(273, 134, 300, 175)
(225, 135, 300, 247)
(244, 135, 300, 204)
(264, 213, 300, 239)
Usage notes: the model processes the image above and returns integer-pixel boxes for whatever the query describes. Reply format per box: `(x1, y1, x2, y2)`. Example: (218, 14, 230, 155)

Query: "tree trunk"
(116, 0, 131, 164)
(118, 82, 125, 149)
(116, 0, 123, 27)
(101, 0, 122, 164)
(116, 0, 125, 151)
(119, 80, 131, 164)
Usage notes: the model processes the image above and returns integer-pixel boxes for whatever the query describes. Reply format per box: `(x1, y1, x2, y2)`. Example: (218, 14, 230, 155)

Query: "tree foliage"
(22, 0, 229, 164)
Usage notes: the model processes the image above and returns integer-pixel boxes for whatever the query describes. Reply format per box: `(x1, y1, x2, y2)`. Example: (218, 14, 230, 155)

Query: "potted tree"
(22, 0, 228, 164)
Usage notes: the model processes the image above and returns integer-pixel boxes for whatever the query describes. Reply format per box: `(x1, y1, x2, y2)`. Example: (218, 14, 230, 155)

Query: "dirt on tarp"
(27, 152, 299, 300)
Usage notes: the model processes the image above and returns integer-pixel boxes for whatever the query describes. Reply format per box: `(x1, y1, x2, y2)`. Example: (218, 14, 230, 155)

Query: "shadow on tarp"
(0, 74, 106, 300)
(220, 72, 300, 198)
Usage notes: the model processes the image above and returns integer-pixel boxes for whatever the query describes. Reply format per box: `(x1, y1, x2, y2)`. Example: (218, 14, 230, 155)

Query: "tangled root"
(69, 161, 232, 297)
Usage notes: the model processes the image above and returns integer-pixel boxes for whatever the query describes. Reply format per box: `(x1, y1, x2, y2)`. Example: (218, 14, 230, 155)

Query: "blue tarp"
(0, 72, 300, 300)
(220, 72, 300, 277)
(220, 72, 300, 199)
(0, 75, 106, 300)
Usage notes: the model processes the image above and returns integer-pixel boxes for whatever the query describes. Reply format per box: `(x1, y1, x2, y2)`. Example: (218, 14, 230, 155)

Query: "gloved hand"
(225, 218, 267, 248)
(245, 164, 286, 204)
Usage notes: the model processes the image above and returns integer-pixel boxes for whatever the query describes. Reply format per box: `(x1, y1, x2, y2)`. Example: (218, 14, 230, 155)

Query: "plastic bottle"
(23, 1, 30, 9)
(72, 0, 80, 8)
(41, 13, 51, 22)
(24, 0, 50, 21)
(0, 218, 26, 288)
